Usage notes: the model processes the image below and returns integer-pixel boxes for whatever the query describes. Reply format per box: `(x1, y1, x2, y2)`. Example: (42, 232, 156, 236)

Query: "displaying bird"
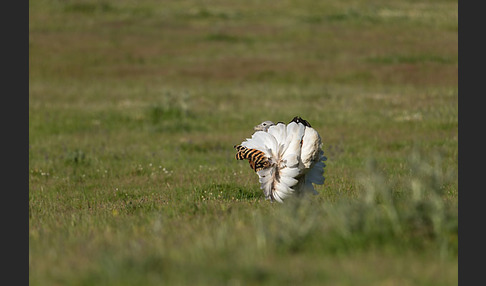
(234, 116, 326, 202)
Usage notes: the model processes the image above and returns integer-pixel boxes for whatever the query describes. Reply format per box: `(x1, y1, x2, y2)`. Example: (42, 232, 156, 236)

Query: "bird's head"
(254, 121, 275, 132)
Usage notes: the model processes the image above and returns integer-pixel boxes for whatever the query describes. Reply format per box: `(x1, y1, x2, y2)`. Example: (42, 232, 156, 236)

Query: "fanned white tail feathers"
(241, 131, 278, 161)
(237, 120, 326, 202)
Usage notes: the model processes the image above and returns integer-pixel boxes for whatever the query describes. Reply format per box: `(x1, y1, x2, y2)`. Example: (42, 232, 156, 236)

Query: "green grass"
(29, 0, 457, 285)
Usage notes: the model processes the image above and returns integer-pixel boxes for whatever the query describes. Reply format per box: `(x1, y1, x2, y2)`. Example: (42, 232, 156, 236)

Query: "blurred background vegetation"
(29, 0, 457, 285)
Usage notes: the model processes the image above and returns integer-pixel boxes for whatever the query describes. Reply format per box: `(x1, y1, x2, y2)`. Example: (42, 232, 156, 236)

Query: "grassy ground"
(29, 0, 458, 285)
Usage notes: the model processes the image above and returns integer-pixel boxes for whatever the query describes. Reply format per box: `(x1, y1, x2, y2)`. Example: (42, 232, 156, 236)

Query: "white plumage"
(235, 117, 326, 203)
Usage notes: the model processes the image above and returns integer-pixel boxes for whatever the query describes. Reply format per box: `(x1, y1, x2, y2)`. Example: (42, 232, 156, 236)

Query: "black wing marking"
(289, 116, 312, 127)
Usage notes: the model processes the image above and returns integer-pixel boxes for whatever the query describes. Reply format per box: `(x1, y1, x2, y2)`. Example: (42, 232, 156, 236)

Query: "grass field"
(29, 0, 458, 285)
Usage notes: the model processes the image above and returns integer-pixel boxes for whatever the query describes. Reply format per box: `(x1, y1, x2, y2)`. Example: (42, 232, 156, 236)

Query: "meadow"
(29, 0, 458, 285)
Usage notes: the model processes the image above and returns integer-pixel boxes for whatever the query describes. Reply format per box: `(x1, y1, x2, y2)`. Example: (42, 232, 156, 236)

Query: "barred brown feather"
(234, 145, 270, 172)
